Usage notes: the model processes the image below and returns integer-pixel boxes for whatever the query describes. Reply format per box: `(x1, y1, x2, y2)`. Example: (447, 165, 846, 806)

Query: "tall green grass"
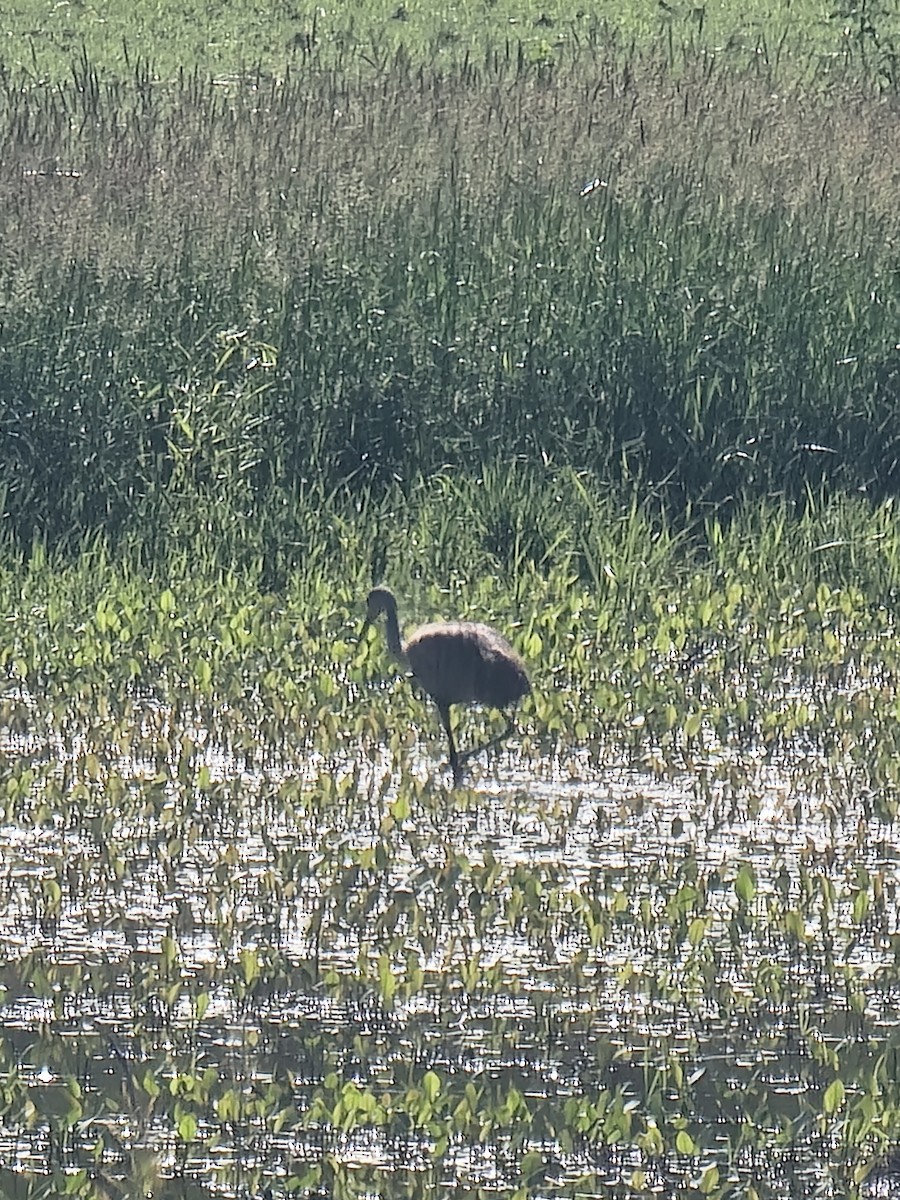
(0, 42, 898, 557)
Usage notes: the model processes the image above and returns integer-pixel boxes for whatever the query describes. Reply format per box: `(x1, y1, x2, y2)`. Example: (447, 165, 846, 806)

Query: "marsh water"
(1, 699, 898, 1198)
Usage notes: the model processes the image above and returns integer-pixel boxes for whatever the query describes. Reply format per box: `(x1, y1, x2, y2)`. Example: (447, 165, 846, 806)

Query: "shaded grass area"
(0, 41, 899, 557)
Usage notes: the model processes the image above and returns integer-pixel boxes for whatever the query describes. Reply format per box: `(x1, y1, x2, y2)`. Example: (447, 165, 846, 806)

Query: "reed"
(0, 40, 898, 555)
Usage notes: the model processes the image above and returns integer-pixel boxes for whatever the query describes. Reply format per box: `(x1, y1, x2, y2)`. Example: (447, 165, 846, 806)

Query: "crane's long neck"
(382, 601, 406, 663)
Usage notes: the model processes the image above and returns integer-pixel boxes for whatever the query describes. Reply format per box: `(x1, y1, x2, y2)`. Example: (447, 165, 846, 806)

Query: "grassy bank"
(1, 39, 899, 556)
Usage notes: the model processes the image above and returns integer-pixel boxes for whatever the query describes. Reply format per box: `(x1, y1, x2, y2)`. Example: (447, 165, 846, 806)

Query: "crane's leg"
(458, 710, 516, 767)
(437, 702, 462, 784)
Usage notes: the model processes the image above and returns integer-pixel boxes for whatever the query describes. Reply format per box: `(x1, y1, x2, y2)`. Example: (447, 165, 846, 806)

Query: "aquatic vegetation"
(0, 490, 899, 1196)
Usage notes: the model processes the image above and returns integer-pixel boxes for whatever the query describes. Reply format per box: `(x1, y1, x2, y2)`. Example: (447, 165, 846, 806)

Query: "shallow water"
(0, 705, 898, 1198)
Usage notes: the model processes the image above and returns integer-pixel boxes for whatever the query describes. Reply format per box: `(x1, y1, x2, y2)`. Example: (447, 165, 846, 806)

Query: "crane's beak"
(359, 616, 372, 642)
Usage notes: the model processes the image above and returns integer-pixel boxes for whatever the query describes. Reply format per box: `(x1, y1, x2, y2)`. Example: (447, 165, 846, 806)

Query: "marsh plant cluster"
(0, 25, 898, 558)
(0, 5, 900, 1198)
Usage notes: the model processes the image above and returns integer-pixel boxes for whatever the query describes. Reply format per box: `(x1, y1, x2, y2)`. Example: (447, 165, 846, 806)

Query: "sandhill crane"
(361, 585, 531, 783)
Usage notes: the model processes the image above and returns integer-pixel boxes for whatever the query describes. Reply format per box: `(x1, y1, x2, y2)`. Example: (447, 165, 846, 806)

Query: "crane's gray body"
(363, 586, 531, 781)
(404, 621, 530, 711)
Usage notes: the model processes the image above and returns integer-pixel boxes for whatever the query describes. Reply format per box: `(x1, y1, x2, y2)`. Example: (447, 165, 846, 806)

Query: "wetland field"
(1, 0, 900, 1197)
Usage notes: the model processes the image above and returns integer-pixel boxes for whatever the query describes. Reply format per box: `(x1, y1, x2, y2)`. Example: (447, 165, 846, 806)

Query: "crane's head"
(361, 585, 397, 636)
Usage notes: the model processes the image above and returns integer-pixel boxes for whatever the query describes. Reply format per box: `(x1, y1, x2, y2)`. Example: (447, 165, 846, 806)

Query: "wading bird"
(361, 585, 531, 783)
